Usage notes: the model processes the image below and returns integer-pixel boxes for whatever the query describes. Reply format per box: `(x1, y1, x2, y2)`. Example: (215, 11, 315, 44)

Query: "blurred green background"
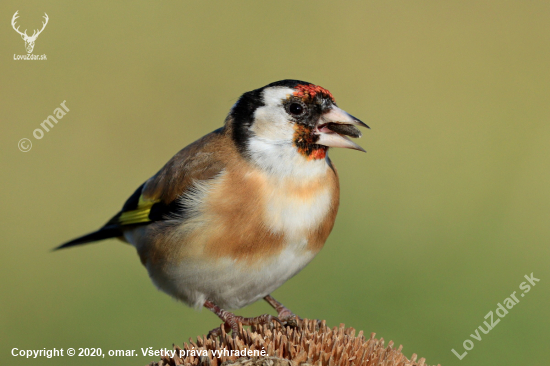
(1, 1, 549, 365)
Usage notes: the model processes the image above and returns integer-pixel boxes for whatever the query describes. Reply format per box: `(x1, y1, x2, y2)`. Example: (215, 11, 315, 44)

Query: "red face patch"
(293, 84, 335, 102)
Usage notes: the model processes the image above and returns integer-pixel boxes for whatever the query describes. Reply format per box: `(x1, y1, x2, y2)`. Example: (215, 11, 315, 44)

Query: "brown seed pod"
(326, 123, 362, 138)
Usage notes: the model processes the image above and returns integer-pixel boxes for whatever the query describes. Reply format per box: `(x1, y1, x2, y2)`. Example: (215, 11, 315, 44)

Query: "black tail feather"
(54, 226, 122, 250)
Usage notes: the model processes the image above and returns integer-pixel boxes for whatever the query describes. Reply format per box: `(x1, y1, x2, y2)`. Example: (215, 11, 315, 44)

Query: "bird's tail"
(54, 226, 122, 250)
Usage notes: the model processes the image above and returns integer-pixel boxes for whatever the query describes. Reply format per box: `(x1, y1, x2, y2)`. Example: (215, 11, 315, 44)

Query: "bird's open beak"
(315, 106, 369, 152)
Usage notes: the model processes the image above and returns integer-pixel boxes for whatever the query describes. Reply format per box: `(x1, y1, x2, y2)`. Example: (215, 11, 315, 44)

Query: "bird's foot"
(207, 323, 230, 339)
(276, 308, 301, 327)
(264, 294, 301, 328)
(204, 300, 281, 339)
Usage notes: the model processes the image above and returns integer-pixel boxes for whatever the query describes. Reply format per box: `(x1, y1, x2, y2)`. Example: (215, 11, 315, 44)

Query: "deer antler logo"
(12, 11, 49, 54)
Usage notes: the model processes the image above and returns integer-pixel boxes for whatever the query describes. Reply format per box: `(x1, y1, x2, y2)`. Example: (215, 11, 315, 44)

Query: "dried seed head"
(149, 319, 438, 366)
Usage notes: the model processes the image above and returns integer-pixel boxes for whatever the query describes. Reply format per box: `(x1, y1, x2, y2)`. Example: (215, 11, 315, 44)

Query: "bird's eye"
(288, 102, 305, 116)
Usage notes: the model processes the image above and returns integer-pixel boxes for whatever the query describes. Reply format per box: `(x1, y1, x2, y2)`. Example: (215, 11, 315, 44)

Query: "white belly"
(147, 242, 316, 310)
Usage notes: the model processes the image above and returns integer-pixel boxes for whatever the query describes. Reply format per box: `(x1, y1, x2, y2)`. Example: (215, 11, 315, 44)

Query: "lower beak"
(315, 106, 369, 152)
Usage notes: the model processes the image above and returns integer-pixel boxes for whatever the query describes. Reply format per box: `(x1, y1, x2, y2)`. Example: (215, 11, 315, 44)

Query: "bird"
(56, 79, 368, 337)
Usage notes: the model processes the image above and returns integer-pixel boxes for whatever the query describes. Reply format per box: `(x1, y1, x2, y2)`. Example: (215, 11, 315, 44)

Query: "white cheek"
(247, 137, 328, 180)
(250, 87, 295, 142)
(251, 105, 294, 141)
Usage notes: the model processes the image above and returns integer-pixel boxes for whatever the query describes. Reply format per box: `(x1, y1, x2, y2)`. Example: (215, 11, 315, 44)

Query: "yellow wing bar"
(118, 195, 160, 225)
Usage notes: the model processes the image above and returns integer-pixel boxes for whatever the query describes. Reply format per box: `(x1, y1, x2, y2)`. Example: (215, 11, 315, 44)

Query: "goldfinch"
(57, 80, 368, 336)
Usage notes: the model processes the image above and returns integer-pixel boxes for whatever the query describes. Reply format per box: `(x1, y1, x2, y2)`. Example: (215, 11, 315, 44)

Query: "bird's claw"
(282, 315, 300, 328)
(207, 326, 222, 339)
(277, 309, 301, 328)
(207, 322, 230, 339)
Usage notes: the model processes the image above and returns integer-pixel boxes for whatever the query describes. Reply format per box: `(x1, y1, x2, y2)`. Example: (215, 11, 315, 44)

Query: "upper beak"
(315, 106, 369, 152)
